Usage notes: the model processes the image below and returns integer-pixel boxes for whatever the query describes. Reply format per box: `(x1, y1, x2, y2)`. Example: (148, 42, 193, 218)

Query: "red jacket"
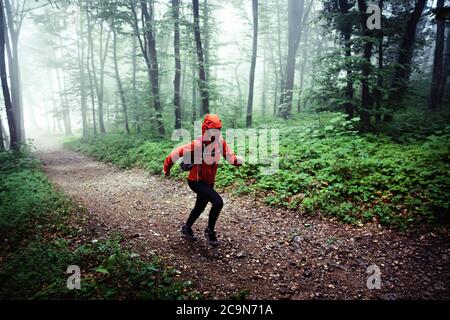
(163, 114, 241, 185)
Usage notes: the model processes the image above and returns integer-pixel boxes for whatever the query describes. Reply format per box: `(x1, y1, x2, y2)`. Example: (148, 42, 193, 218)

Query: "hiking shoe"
(181, 224, 197, 241)
(204, 227, 219, 247)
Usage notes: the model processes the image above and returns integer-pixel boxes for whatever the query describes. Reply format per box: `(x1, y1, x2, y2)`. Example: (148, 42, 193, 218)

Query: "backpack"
(180, 158, 195, 171)
(179, 137, 220, 171)
(180, 138, 203, 171)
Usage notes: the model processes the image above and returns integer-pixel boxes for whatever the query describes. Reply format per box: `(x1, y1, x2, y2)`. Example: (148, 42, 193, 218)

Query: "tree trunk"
(86, 37, 97, 136)
(0, 0, 17, 150)
(374, 0, 383, 123)
(4, 0, 24, 143)
(390, 0, 426, 103)
(78, 8, 88, 137)
(192, 0, 210, 116)
(246, 0, 258, 128)
(180, 50, 187, 118)
(131, 31, 140, 134)
(279, 0, 305, 119)
(0, 113, 4, 151)
(87, 6, 102, 134)
(55, 66, 72, 136)
(357, 0, 373, 132)
(57, 29, 72, 137)
(337, 0, 354, 119)
(262, 28, 267, 116)
(268, 31, 279, 115)
(275, 0, 285, 104)
(99, 26, 111, 133)
(428, 0, 446, 111)
(203, 0, 210, 82)
(233, 55, 244, 106)
(140, 0, 165, 136)
(343, 34, 354, 119)
(10, 40, 23, 140)
(438, 26, 450, 102)
(86, 15, 110, 134)
(297, 20, 309, 113)
(192, 61, 197, 124)
(0, 114, 9, 150)
(172, 0, 182, 129)
(113, 29, 130, 133)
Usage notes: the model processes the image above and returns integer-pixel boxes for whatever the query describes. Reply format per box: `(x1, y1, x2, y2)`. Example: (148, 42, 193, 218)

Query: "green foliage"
(240, 112, 449, 227)
(67, 112, 450, 228)
(0, 149, 197, 300)
(65, 134, 175, 173)
(0, 147, 67, 246)
(72, 238, 196, 300)
(375, 107, 450, 143)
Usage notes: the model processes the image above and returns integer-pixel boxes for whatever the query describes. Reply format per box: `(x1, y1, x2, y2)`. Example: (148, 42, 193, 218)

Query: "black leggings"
(187, 180, 224, 231)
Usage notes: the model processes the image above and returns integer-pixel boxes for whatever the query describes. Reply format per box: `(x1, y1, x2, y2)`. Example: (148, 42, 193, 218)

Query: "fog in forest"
(0, 0, 447, 147)
(2, 0, 450, 301)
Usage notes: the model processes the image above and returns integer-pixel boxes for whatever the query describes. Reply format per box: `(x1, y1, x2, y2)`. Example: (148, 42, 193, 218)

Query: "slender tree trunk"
(428, 0, 445, 111)
(4, 0, 24, 142)
(297, 21, 309, 113)
(0, 114, 9, 150)
(55, 66, 72, 136)
(273, 73, 278, 115)
(357, 0, 373, 132)
(262, 29, 267, 117)
(374, 0, 383, 123)
(0, 113, 4, 151)
(107, 98, 111, 128)
(233, 55, 244, 109)
(11, 40, 23, 140)
(203, 0, 210, 82)
(87, 17, 110, 134)
(438, 26, 450, 102)
(87, 6, 101, 134)
(0, 0, 17, 150)
(131, 32, 140, 133)
(99, 26, 111, 133)
(275, 0, 285, 104)
(279, 0, 306, 118)
(389, 0, 426, 104)
(192, 62, 197, 125)
(180, 50, 187, 118)
(246, 0, 258, 128)
(172, 0, 182, 129)
(113, 29, 129, 133)
(57, 30, 72, 137)
(337, 0, 354, 119)
(374, 33, 383, 123)
(50, 85, 63, 134)
(141, 0, 165, 136)
(344, 34, 354, 119)
(78, 8, 88, 137)
(192, 0, 210, 116)
(268, 30, 279, 115)
(86, 39, 97, 136)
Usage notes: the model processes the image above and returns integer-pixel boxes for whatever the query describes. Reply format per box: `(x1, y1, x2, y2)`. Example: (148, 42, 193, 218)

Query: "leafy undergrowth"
(64, 111, 450, 229)
(0, 148, 198, 299)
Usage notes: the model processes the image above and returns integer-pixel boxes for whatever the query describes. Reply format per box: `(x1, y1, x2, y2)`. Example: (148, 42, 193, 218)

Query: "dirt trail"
(36, 142, 450, 299)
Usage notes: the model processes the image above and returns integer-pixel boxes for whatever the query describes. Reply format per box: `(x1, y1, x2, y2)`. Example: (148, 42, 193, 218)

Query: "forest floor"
(35, 139, 450, 300)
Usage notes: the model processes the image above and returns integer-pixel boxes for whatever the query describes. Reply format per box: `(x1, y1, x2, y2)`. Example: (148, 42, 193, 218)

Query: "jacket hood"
(201, 114, 222, 136)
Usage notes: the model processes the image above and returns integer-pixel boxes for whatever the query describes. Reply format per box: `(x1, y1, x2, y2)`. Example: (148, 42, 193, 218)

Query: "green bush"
(0, 149, 197, 300)
(66, 112, 450, 228)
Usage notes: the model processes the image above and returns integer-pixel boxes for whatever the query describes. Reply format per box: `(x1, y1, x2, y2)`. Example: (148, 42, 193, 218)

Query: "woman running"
(163, 114, 242, 246)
